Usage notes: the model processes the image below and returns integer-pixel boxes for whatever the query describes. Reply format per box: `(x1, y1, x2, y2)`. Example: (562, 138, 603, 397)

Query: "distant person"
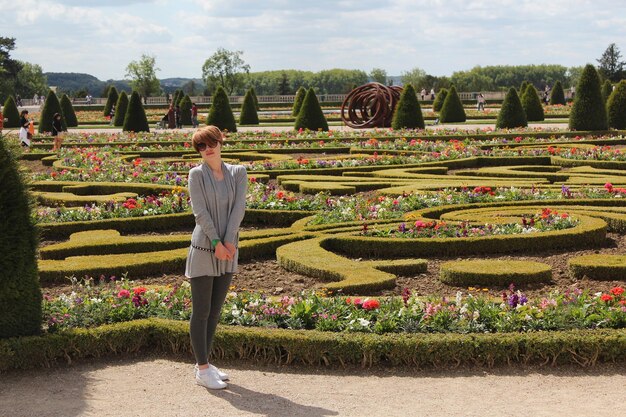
(476, 93, 486, 111)
(40, 95, 45, 108)
(51, 112, 66, 151)
(420, 88, 426, 100)
(33, 93, 38, 105)
(191, 102, 199, 128)
(109, 104, 116, 125)
(19, 110, 30, 147)
(430, 88, 435, 100)
(16, 94, 22, 107)
(175, 105, 182, 129)
(167, 104, 175, 129)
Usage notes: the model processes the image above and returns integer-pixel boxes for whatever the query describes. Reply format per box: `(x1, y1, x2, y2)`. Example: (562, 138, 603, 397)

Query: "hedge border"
(569, 254, 626, 281)
(440, 260, 552, 286)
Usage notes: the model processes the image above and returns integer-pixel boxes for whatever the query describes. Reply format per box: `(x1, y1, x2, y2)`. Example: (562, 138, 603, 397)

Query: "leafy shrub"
(179, 95, 192, 126)
(549, 81, 566, 105)
(206, 86, 237, 132)
(391, 84, 425, 129)
(519, 81, 529, 95)
(0, 137, 42, 337)
(292, 87, 306, 116)
(123, 91, 150, 133)
(39, 91, 66, 134)
(439, 86, 466, 123)
(607, 80, 626, 129)
(522, 84, 545, 121)
(294, 88, 329, 131)
(113, 91, 129, 127)
(602, 80, 613, 104)
(432, 88, 448, 112)
(240, 89, 260, 125)
(569, 64, 608, 131)
(60, 94, 78, 127)
(103, 86, 118, 117)
(496, 88, 528, 128)
(2, 96, 20, 128)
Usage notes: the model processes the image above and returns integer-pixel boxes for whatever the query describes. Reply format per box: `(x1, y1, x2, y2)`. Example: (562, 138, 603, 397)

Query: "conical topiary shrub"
(2, 96, 20, 127)
(292, 87, 306, 116)
(239, 89, 259, 125)
(432, 88, 448, 112)
(113, 91, 129, 127)
(549, 81, 566, 105)
(103, 86, 118, 117)
(602, 80, 613, 104)
(123, 91, 150, 132)
(207, 86, 237, 132)
(496, 87, 528, 128)
(519, 81, 529, 95)
(522, 84, 545, 122)
(179, 95, 192, 126)
(569, 64, 608, 131)
(60, 94, 78, 127)
(439, 86, 466, 123)
(250, 86, 260, 110)
(0, 137, 42, 338)
(39, 90, 66, 133)
(391, 84, 425, 129)
(607, 80, 626, 129)
(174, 89, 184, 106)
(294, 88, 329, 131)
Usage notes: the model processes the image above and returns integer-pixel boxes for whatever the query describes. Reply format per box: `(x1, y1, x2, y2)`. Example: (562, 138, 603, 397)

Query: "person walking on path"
(51, 112, 66, 151)
(476, 93, 486, 111)
(430, 88, 435, 100)
(167, 104, 175, 129)
(185, 126, 247, 390)
(420, 88, 426, 100)
(175, 105, 182, 129)
(109, 104, 116, 125)
(191, 103, 199, 128)
(18, 110, 30, 147)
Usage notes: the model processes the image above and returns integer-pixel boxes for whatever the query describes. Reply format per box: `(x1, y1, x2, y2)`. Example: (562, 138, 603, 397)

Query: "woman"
(186, 125, 247, 389)
(18, 110, 30, 147)
(51, 113, 65, 151)
(167, 104, 175, 129)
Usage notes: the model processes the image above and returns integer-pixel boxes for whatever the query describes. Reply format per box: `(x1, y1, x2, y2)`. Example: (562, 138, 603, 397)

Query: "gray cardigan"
(185, 162, 247, 278)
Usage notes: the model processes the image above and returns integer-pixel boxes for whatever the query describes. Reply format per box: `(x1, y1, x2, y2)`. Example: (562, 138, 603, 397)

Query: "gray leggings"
(189, 273, 233, 365)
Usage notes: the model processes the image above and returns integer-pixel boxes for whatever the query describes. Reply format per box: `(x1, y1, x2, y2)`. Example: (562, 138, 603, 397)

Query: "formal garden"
(1, 64, 626, 372)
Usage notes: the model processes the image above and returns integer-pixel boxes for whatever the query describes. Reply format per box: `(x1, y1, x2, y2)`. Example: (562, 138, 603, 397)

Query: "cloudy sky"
(1, 0, 625, 80)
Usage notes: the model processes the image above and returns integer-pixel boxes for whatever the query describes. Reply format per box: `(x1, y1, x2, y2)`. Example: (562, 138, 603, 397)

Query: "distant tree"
(401, 68, 428, 91)
(294, 88, 328, 131)
(113, 91, 129, 127)
(601, 80, 613, 103)
(278, 72, 291, 95)
(370, 68, 387, 84)
(125, 54, 161, 98)
(207, 86, 237, 132)
(15, 62, 47, 97)
(202, 48, 250, 94)
(569, 64, 608, 131)
(182, 80, 199, 96)
(391, 84, 425, 130)
(607, 80, 626, 129)
(597, 43, 625, 82)
(60, 94, 78, 127)
(0, 37, 22, 100)
(123, 91, 150, 132)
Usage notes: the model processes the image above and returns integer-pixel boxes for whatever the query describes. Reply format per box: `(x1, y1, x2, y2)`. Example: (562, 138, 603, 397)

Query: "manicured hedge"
(1, 319, 625, 371)
(440, 260, 552, 286)
(391, 84, 424, 130)
(439, 86, 466, 123)
(569, 254, 626, 281)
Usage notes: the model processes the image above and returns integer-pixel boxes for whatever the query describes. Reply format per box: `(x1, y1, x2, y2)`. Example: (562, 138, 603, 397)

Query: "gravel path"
(1, 358, 624, 417)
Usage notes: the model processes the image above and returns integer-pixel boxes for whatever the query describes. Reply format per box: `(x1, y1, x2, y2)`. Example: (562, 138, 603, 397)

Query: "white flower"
(90, 297, 102, 303)
(231, 308, 241, 317)
(357, 318, 370, 327)
(472, 310, 480, 320)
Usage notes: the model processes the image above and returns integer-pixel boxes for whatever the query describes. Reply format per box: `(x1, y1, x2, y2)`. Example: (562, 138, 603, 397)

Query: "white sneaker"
(194, 364, 229, 381)
(195, 367, 227, 390)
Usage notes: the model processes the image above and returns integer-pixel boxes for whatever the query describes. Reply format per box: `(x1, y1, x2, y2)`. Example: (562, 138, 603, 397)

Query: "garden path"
(1, 358, 624, 416)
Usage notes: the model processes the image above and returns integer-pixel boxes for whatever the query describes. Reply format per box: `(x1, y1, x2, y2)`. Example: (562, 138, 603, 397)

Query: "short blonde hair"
(192, 126, 224, 152)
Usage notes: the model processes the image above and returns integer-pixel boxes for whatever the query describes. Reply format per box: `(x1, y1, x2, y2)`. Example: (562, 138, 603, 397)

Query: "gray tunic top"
(185, 162, 247, 278)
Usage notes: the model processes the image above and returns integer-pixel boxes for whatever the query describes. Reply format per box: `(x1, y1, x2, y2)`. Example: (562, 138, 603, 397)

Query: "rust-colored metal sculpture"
(341, 82, 403, 128)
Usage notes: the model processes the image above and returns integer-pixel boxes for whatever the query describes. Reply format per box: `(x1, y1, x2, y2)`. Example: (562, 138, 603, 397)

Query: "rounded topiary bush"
(103, 86, 119, 117)
(39, 91, 66, 134)
(0, 137, 42, 338)
(179, 95, 192, 126)
(440, 260, 552, 286)
(549, 81, 566, 105)
(496, 87, 528, 128)
(391, 84, 424, 129)
(113, 91, 129, 127)
(294, 88, 329, 131)
(2, 96, 20, 127)
(569, 64, 608, 131)
(207, 86, 237, 132)
(439, 86, 466, 123)
(240, 89, 260, 125)
(60, 94, 78, 127)
(123, 91, 150, 133)
(602, 80, 613, 104)
(292, 87, 306, 116)
(432, 88, 448, 112)
(607, 80, 626, 129)
(522, 84, 545, 121)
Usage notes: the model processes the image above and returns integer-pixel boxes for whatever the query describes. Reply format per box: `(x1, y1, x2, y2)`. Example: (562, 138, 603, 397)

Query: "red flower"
(345, 297, 352, 304)
(249, 177, 257, 183)
(133, 287, 147, 296)
(117, 289, 131, 298)
(362, 299, 380, 310)
(352, 298, 362, 306)
(601, 294, 614, 302)
(276, 191, 284, 199)
(605, 183, 613, 192)
(610, 287, 624, 296)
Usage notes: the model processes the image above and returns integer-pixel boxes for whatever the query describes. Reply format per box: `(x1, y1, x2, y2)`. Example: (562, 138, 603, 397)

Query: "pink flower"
(362, 299, 380, 310)
(117, 289, 131, 298)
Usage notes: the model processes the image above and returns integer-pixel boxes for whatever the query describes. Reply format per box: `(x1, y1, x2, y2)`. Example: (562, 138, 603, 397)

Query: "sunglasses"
(196, 141, 219, 152)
